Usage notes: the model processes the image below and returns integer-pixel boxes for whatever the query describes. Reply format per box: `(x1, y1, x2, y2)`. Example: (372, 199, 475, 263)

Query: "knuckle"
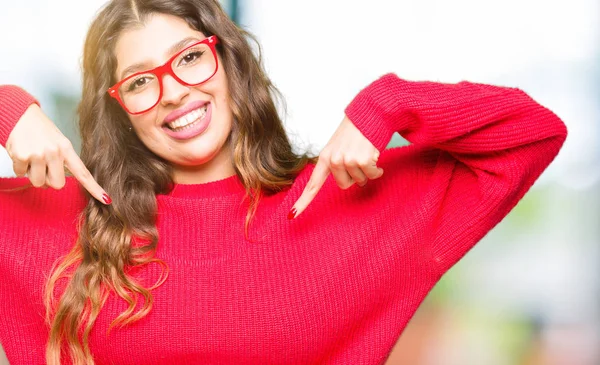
(330, 153, 344, 167)
(373, 150, 380, 161)
(306, 183, 319, 195)
(339, 181, 353, 190)
(11, 152, 28, 163)
(335, 177, 353, 190)
(357, 158, 371, 168)
(49, 181, 66, 190)
(71, 166, 87, 180)
(344, 156, 359, 167)
(368, 172, 380, 180)
(58, 138, 74, 152)
(13, 161, 26, 169)
(80, 169, 93, 181)
(30, 178, 45, 188)
(12, 159, 26, 168)
(30, 152, 44, 161)
(44, 146, 60, 158)
(355, 176, 368, 184)
(319, 149, 331, 160)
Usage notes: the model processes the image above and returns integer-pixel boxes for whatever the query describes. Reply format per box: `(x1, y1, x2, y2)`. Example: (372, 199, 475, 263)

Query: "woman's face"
(114, 13, 234, 183)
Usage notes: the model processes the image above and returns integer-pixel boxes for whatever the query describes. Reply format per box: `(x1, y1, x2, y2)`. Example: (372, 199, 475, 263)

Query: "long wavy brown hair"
(43, 0, 315, 363)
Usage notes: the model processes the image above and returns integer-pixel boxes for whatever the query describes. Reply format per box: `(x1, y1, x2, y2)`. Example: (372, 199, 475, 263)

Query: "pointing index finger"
(288, 159, 330, 220)
(63, 147, 112, 205)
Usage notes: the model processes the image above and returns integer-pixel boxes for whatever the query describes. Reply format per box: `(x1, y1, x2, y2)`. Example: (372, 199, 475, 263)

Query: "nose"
(160, 74, 189, 106)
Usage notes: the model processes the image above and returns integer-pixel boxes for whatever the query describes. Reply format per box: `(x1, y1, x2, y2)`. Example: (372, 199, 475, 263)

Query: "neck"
(171, 145, 236, 184)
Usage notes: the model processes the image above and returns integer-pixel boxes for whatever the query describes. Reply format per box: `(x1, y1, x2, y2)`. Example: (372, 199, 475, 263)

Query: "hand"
(5, 104, 112, 204)
(289, 115, 383, 219)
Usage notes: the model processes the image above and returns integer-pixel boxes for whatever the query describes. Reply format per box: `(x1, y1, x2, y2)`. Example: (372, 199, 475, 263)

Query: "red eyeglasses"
(107, 35, 220, 115)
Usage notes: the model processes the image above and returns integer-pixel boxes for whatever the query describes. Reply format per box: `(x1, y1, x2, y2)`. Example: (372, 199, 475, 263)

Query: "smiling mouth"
(163, 104, 209, 131)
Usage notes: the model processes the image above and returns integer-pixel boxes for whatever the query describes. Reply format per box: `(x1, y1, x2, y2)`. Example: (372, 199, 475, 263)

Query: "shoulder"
(0, 176, 87, 222)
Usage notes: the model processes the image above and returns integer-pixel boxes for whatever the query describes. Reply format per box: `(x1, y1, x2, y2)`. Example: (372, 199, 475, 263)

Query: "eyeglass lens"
(119, 42, 216, 113)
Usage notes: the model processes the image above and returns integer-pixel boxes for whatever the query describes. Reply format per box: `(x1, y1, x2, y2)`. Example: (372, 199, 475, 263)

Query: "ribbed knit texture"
(0, 85, 38, 146)
(0, 74, 567, 365)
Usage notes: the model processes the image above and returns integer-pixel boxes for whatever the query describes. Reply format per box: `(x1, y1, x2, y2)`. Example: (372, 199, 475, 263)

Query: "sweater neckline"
(163, 173, 246, 199)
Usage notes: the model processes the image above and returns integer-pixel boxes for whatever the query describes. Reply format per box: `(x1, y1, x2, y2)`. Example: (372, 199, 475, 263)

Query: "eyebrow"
(119, 36, 201, 80)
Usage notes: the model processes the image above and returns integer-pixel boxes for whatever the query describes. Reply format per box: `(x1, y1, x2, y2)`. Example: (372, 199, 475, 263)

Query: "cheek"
(218, 86, 233, 119)
(214, 63, 231, 103)
(130, 114, 164, 147)
(130, 111, 159, 133)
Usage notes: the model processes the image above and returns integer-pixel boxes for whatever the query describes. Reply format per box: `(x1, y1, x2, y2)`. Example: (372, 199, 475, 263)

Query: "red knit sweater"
(0, 74, 567, 364)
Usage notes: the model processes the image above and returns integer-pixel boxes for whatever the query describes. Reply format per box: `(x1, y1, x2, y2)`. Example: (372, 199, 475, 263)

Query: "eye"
(126, 75, 153, 92)
(179, 51, 205, 66)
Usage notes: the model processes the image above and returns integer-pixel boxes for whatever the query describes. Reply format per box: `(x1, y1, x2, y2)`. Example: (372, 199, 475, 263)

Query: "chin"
(176, 147, 221, 166)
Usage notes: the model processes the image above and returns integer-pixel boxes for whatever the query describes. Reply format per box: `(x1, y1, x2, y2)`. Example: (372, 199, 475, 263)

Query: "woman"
(0, 0, 567, 364)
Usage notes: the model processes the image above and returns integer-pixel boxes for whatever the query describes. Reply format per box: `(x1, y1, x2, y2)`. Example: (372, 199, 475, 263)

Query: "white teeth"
(167, 105, 208, 130)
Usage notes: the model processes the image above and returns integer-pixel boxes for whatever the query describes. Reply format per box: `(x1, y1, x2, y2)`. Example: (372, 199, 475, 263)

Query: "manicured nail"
(287, 207, 297, 220)
(102, 193, 112, 205)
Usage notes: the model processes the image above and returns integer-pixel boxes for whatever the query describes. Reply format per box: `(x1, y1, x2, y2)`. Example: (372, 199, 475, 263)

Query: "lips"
(166, 104, 208, 130)
(161, 102, 213, 141)
(163, 100, 210, 126)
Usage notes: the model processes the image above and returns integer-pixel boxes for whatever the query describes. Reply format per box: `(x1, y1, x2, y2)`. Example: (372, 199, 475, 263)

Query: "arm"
(345, 73, 567, 273)
(0, 85, 110, 203)
(0, 85, 39, 146)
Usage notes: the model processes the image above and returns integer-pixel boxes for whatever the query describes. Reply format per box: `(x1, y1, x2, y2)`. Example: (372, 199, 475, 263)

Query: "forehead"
(114, 13, 205, 76)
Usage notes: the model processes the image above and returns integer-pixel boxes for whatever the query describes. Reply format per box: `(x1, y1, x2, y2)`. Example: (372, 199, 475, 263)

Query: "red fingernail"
(102, 193, 112, 205)
(287, 207, 297, 220)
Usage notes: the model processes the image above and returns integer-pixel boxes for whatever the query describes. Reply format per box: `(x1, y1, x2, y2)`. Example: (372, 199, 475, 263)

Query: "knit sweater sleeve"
(345, 73, 567, 273)
(0, 85, 39, 147)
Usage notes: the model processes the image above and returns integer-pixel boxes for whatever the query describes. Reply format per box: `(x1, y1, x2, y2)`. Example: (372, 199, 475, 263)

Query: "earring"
(128, 126, 132, 132)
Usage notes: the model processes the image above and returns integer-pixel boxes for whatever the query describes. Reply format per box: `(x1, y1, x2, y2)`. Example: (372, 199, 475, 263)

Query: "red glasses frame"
(107, 35, 220, 115)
